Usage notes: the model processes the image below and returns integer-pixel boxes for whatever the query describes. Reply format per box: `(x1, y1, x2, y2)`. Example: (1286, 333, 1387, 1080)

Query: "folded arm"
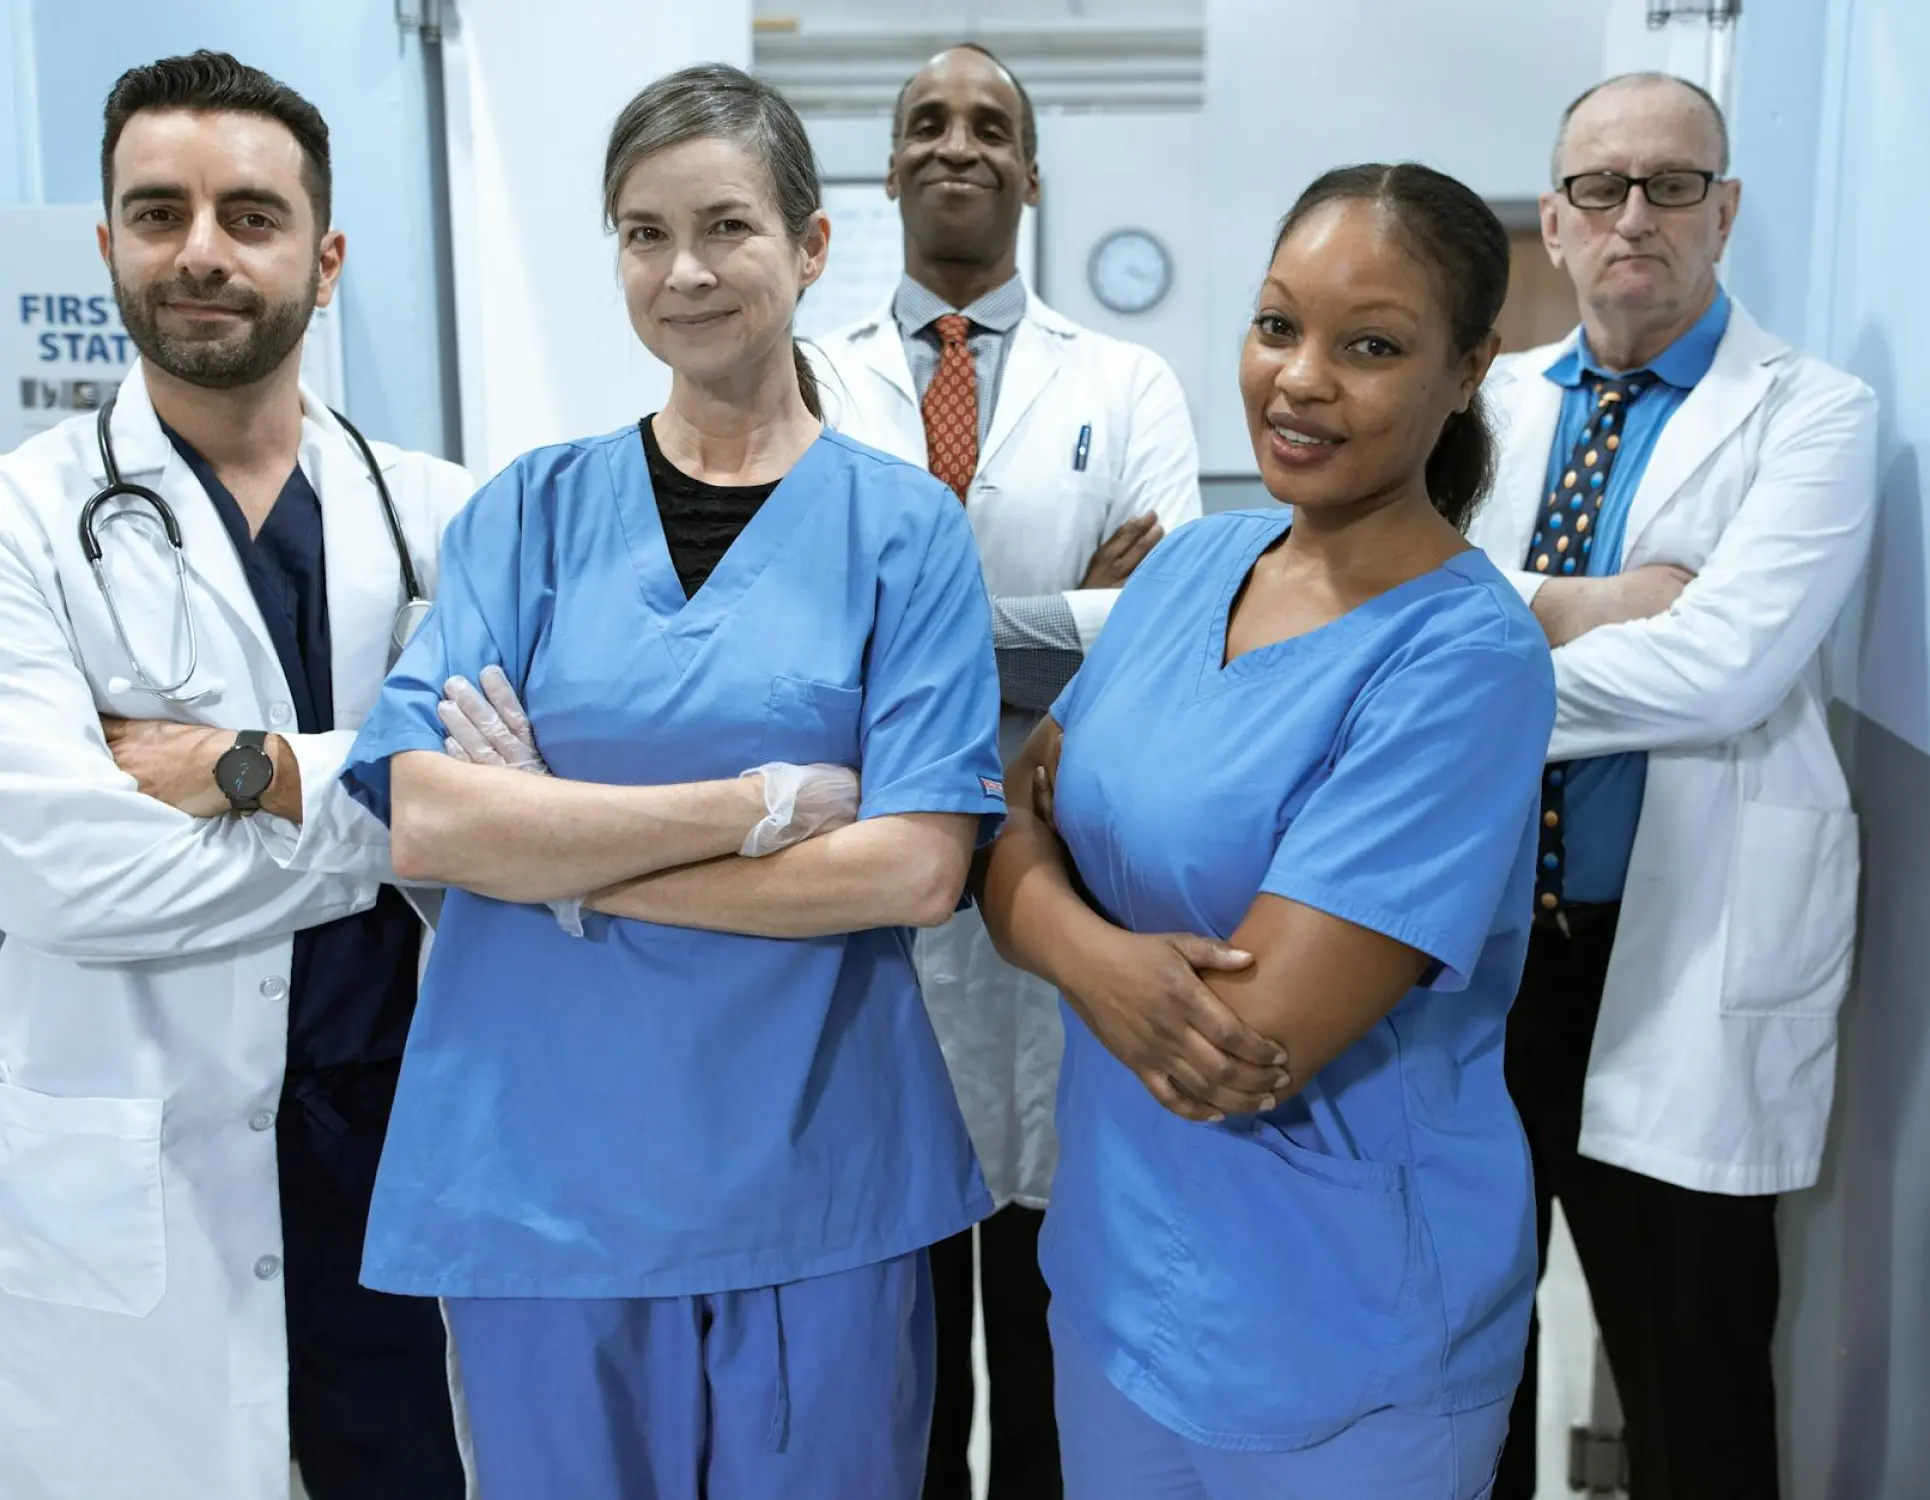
(0, 523, 380, 960)
(1543, 380, 1878, 760)
(1198, 895, 1431, 1095)
(387, 750, 766, 903)
(588, 811, 975, 937)
(979, 719, 1287, 1120)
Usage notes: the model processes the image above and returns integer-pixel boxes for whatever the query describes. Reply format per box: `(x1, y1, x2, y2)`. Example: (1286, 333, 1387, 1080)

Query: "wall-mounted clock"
(1087, 228, 1173, 315)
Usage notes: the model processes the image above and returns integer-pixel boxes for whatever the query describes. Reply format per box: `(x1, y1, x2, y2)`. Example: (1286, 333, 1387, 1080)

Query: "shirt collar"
(1543, 286, 1732, 391)
(892, 273, 1027, 338)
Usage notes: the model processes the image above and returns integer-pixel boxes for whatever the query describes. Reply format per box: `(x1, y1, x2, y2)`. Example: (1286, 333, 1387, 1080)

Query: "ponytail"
(1424, 392, 1496, 532)
(792, 338, 822, 421)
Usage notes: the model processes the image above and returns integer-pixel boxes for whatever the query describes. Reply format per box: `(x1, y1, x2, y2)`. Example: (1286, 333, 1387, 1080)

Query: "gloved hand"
(438, 665, 547, 772)
(740, 762, 862, 857)
(437, 667, 582, 936)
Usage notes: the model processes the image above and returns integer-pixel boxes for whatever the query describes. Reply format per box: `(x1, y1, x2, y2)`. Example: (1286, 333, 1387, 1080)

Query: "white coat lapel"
(846, 304, 917, 411)
(307, 396, 404, 730)
(1621, 303, 1780, 560)
(88, 365, 280, 698)
(825, 306, 925, 465)
(1485, 353, 1567, 556)
(981, 315, 1065, 472)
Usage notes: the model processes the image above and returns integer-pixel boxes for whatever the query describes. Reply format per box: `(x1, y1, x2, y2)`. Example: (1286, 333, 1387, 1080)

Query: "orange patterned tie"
(922, 313, 978, 503)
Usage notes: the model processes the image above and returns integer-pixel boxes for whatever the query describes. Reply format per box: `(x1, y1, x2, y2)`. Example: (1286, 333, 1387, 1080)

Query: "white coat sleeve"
(1062, 353, 1204, 648)
(0, 495, 379, 963)
(1546, 376, 1879, 761)
(246, 459, 476, 876)
(244, 729, 391, 875)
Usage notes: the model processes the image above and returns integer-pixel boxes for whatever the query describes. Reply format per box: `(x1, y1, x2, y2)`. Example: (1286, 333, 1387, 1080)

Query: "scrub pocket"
(1720, 801, 1858, 1014)
(1159, 1119, 1422, 1444)
(0, 1078, 166, 1316)
(761, 676, 863, 767)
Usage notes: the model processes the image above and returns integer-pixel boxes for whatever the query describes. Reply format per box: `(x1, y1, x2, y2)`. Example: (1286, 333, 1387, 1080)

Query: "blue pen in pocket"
(1073, 423, 1092, 472)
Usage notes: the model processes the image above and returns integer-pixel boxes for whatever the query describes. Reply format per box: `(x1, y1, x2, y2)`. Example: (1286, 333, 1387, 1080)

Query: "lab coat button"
(248, 1110, 275, 1132)
(254, 1255, 282, 1281)
(269, 702, 293, 726)
(260, 977, 288, 999)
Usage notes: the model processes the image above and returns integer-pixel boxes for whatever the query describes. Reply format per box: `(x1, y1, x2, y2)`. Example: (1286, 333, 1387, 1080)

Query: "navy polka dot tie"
(1529, 373, 1652, 916)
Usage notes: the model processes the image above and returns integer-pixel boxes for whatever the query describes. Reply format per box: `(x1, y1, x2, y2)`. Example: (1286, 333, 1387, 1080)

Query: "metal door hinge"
(1646, 0, 1742, 26)
(396, 0, 451, 42)
(1568, 1424, 1629, 1494)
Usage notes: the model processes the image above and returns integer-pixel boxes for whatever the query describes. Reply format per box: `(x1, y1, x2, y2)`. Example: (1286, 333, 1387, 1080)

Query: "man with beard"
(0, 52, 472, 1500)
(810, 45, 1202, 1500)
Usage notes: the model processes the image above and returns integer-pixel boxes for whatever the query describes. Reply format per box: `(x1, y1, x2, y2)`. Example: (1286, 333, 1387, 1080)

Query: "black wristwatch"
(214, 730, 276, 814)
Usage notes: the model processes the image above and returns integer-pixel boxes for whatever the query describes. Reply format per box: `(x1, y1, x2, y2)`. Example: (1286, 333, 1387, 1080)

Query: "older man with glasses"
(1466, 72, 1878, 1500)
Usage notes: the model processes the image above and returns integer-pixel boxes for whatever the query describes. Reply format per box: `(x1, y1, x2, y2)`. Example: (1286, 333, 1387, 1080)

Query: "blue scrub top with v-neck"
(340, 425, 1006, 1298)
(1041, 510, 1555, 1450)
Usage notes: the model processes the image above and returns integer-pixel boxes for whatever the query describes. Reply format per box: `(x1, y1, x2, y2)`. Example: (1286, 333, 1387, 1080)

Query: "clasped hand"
(1030, 755, 1291, 1123)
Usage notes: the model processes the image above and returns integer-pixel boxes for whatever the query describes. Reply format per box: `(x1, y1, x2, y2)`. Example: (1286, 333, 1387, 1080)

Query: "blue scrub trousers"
(444, 1250, 935, 1500)
(1052, 1312, 1508, 1500)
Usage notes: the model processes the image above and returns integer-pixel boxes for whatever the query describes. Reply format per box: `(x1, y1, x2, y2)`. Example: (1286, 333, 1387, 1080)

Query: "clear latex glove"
(437, 667, 581, 935)
(438, 666, 547, 772)
(740, 762, 862, 857)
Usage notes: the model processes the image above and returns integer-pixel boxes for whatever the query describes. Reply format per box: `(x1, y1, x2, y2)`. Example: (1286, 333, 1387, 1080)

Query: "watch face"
(1088, 228, 1172, 315)
(216, 745, 274, 802)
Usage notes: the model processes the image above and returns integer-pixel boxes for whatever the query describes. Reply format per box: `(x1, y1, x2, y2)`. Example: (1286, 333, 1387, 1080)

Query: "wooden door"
(1496, 228, 1578, 353)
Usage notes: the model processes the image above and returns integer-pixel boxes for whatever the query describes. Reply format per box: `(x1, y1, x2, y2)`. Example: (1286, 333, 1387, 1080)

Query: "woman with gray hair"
(337, 64, 1006, 1498)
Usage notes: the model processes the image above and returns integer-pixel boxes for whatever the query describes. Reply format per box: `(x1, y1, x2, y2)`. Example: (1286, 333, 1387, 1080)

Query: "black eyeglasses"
(1560, 170, 1722, 210)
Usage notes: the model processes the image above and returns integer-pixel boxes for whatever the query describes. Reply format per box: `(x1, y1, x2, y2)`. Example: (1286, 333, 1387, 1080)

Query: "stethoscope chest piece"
(392, 596, 433, 655)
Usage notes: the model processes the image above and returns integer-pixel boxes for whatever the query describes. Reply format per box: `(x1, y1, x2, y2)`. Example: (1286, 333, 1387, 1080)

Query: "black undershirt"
(640, 417, 779, 599)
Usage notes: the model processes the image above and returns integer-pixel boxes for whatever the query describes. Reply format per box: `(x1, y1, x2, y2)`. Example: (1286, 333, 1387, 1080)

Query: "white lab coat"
(1468, 297, 1878, 1196)
(0, 363, 473, 1499)
(810, 292, 1201, 1208)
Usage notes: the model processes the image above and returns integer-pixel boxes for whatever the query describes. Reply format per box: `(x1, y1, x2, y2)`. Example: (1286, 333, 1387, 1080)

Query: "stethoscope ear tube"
(83, 389, 427, 699)
(330, 406, 428, 613)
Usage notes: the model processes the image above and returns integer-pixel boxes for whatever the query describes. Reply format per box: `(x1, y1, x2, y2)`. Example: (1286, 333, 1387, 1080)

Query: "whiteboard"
(796, 180, 1039, 342)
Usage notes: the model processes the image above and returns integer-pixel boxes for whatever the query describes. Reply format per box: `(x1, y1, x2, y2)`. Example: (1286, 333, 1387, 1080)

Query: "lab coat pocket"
(1054, 474, 1121, 572)
(0, 1079, 166, 1316)
(762, 676, 863, 767)
(1719, 802, 1859, 1015)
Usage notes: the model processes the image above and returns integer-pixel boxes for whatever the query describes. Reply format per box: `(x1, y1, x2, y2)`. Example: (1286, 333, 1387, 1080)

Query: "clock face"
(1088, 229, 1172, 315)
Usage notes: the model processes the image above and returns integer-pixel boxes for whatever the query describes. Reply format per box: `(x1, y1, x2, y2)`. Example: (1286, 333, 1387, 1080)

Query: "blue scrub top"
(340, 426, 1006, 1298)
(1043, 511, 1555, 1450)
(163, 426, 422, 1077)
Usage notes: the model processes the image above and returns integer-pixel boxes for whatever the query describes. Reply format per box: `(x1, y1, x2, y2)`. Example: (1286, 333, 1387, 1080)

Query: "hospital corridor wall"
(1727, 0, 1930, 1494)
(6, 0, 454, 459)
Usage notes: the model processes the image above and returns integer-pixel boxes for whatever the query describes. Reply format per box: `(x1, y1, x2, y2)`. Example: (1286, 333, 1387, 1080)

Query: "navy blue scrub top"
(164, 426, 421, 1077)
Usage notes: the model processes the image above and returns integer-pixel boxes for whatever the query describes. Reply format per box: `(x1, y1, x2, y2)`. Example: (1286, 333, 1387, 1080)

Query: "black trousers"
(278, 1064, 466, 1500)
(1493, 906, 1781, 1500)
(924, 1204, 1062, 1500)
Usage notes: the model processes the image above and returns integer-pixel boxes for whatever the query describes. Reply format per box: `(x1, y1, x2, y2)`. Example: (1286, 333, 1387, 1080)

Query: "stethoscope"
(79, 391, 431, 703)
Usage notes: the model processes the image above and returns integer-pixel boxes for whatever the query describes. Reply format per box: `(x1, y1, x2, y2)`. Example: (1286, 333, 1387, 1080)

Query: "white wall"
(443, 1, 752, 477)
(0, 0, 41, 205)
(1197, 0, 1616, 473)
(1725, 1, 1930, 1494)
